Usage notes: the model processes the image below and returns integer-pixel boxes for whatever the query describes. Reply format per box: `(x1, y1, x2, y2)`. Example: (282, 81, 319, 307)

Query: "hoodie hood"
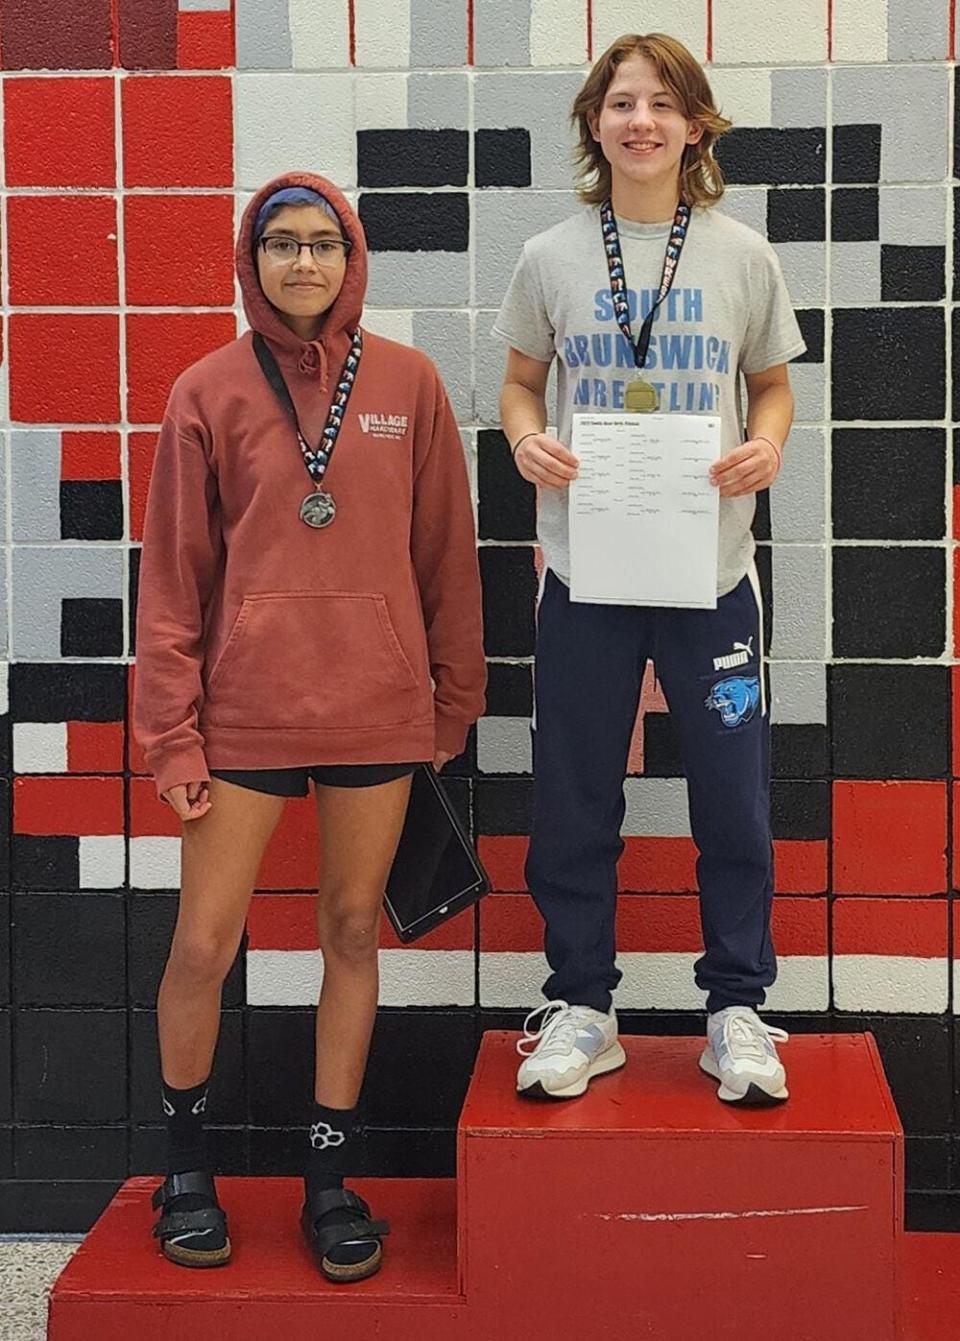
(236, 171, 368, 384)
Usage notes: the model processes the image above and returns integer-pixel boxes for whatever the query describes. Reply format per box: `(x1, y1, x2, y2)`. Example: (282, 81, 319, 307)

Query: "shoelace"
(516, 1000, 597, 1058)
(721, 1009, 789, 1063)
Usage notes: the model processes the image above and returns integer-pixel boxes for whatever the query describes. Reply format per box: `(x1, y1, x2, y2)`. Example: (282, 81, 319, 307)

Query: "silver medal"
(300, 491, 336, 528)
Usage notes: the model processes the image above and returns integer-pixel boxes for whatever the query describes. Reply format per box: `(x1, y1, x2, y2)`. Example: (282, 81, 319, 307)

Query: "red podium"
(48, 1032, 958, 1341)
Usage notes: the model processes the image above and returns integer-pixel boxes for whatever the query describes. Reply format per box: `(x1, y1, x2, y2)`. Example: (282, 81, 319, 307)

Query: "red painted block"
(67, 722, 124, 774)
(0, 0, 112, 70)
(122, 75, 233, 187)
(953, 667, 960, 775)
(10, 314, 119, 424)
(177, 9, 235, 69)
(256, 797, 318, 888)
(833, 780, 947, 896)
(61, 432, 121, 481)
(126, 666, 149, 775)
(7, 196, 118, 306)
(4, 78, 115, 187)
(13, 776, 123, 836)
(125, 312, 236, 423)
(247, 891, 475, 951)
(127, 432, 158, 541)
(775, 837, 828, 892)
(130, 776, 180, 837)
(124, 194, 234, 306)
(117, 0, 177, 69)
(459, 1032, 902, 1341)
(834, 897, 948, 958)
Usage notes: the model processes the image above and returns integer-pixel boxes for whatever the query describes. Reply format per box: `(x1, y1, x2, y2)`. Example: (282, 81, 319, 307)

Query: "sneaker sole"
(517, 1041, 627, 1100)
(698, 1048, 789, 1106)
(161, 1237, 232, 1268)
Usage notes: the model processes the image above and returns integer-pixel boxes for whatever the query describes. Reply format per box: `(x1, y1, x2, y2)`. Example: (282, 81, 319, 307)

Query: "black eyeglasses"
(258, 234, 352, 268)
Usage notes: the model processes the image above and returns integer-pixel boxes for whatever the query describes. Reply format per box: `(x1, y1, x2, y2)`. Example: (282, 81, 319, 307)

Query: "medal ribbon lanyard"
(600, 198, 691, 375)
(252, 329, 363, 526)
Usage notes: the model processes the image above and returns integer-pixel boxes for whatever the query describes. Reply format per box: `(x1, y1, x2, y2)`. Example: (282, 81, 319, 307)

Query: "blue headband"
(253, 187, 341, 241)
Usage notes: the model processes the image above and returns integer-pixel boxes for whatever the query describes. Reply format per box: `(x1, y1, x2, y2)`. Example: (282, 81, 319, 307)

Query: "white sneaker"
(700, 1006, 789, 1105)
(516, 1000, 626, 1099)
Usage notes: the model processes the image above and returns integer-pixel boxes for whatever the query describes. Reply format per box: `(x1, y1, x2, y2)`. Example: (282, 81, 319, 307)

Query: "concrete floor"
(0, 1242, 79, 1341)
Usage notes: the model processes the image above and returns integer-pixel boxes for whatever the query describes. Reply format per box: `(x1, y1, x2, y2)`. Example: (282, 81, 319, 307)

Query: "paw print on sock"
(162, 1096, 175, 1117)
(310, 1121, 345, 1150)
(191, 1094, 207, 1116)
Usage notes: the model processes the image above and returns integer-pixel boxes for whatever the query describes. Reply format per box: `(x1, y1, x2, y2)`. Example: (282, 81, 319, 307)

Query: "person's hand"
(163, 781, 212, 821)
(433, 750, 454, 773)
(513, 433, 579, 490)
(710, 438, 781, 498)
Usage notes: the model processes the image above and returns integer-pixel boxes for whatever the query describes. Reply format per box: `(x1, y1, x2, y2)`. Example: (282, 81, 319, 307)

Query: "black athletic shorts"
(209, 762, 421, 797)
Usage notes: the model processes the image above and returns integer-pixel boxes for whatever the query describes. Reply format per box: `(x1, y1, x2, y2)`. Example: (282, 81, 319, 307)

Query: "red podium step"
(48, 1032, 957, 1341)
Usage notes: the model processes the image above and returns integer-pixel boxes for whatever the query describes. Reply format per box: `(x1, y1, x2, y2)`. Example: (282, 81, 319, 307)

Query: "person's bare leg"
(313, 774, 412, 1106)
(158, 777, 287, 1087)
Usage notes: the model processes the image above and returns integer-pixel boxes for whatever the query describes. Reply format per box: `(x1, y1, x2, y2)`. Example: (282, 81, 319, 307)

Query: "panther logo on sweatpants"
(704, 676, 760, 728)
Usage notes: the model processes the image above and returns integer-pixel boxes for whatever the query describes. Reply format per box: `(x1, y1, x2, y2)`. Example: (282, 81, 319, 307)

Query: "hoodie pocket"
(205, 591, 422, 730)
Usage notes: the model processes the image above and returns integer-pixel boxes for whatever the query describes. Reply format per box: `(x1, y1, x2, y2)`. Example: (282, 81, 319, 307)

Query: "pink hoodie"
(133, 172, 486, 799)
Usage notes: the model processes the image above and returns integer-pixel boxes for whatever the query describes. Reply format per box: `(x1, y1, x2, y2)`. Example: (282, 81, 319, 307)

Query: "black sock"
(162, 1078, 210, 1179)
(305, 1102, 358, 1198)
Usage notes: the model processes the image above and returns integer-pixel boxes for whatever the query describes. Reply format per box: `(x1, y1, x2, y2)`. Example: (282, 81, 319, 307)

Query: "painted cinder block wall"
(0, 0, 958, 1231)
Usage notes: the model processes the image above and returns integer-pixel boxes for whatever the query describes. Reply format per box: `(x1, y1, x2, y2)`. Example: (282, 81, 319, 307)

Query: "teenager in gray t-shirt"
(499, 32, 806, 1110)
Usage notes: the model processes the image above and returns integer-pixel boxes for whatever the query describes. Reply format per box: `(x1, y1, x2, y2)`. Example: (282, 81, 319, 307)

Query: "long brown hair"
(572, 33, 732, 208)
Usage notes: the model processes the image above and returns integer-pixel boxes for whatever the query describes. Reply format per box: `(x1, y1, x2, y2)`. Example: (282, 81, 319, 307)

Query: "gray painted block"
(477, 716, 532, 773)
(12, 547, 124, 659)
(790, 362, 826, 423)
(367, 252, 470, 306)
(410, 0, 468, 66)
(412, 311, 473, 422)
(770, 661, 826, 725)
(11, 431, 60, 543)
(879, 186, 946, 246)
(408, 73, 469, 129)
(832, 66, 948, 183)
(622, 778, 691, 837)
(887, 0, 946, 61)
(772, 241, 826, 304)
(474, 190, 575, 305)
(719, 188, 767, 236)
(829, 241, 882, 306)
(235, 0, 292, 69)
(769, 426, 826, 543)
(180, 0, 231, 9)
(473, 0, 530, 67)
(771, 67, 827, 128)
(770, 545, 826, 660)
(475, 71, 584, 189)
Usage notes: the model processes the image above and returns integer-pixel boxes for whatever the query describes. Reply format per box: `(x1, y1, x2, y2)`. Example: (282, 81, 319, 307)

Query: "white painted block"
(129, 836, 181, 890)
(361, 309, 415, 344)
(713, 0, 828, 63)
(355, 73, 408, 130)
(236, 74, 356, 191)
(355, 0, 411, 67)
(13, 722, 68, 774)
(79, 835, 125, 890)
(530, 0, 587, 66)
(247, 948, 474, 1006)
(834, 955, 947, 1014)
(591, 1, 707, 62)
(707, 68, 772, 128)
(289, 0, 350, 68)
(831, 0, 888, 61)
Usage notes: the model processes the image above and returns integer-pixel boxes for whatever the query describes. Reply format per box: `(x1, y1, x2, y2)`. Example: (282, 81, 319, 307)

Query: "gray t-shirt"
(492, 205, 806, 597)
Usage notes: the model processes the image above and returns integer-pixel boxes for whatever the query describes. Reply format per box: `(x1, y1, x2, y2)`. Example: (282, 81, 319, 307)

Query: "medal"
(300, 491, 337, 528)
(253, 327, 364, 528)
(625, 379, 660, 413)
(600, 198, 690, 411)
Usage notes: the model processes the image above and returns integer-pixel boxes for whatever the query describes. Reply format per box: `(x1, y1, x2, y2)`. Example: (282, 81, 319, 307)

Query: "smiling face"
(255, 204, 349, 339)
(590, 55, 704, 201)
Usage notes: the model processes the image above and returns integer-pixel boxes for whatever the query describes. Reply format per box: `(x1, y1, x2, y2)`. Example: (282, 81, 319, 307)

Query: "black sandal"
(301, 1186, 390, 1283)
(152, 1171, 231, 1268)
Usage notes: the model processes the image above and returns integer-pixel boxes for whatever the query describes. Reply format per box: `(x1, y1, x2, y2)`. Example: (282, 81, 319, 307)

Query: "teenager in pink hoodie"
(134, 173, 485, 1280)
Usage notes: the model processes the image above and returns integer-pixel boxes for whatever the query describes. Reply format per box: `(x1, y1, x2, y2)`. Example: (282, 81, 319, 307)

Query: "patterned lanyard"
(253, 328, 363, 489)
(600, 198, 691, 371)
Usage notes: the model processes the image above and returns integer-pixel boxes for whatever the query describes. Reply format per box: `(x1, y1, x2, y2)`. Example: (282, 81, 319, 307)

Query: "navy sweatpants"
(525, 567, 776, 1017)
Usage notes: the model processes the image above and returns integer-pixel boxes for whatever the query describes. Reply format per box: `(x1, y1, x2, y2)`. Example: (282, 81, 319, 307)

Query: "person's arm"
(710, 363, 795, 498)
(133, 413, 224, 810)
(411, 377, 486, 770)
(500, 348, 580, 489)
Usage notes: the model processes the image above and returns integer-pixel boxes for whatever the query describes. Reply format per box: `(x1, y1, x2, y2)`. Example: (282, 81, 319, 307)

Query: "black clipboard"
(384, 764, 490, 943)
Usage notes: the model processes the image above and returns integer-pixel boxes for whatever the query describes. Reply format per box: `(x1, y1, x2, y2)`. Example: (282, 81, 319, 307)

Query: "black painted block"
(485, 661, 533, 716)
(0, 1179, 118, 1234)
(10, 663, 126, 722)
(479, 545, 537, 657)
(128, 545, 140, 657)
(0, 1128, 11, 1178)
(358, 129, 468, 187)
(833, 308, 945, 421)
(11, 836, 79, 892)
(14, 1010, 126, 1122)
(831, 187, 879, 241)
(833, 124, 882, 184)
(767, 187, 824, 243)
(0, 894, 9, 1006)
(794, 308, 824, 363)
(130, 1125, 247, 1177)
(127, 893, 244, 1008)
(752, 489, 770, 541)
(360, 1010, 476, 1127)
(715, 128, 826, 185)
(906, 1135, 951, 1191)
(0, 1011, 10, 1121)
(832, 428, 945, 540)
(641, 711, 684, 777)
(770, 780, 829, 840)
(12, 893, 126, 1006)
(14, 1125, 127, 1180)
(771, 724, 829, 779)
(61, 598, 124, 658)
(830, 665, 950, 779)
(475, 128, 531, 187)
(837, 1016, 952, 1135)
(129, 1009, 245, 1125)
(881, 245, 945, 302)
(247, 1008, 314, 1127)
(754, 544, 773, 657)
(358, 192, 469, 251)
(477, 428, 537, 541)
(832, 546, 945, 658)
(59, 480, 123, 541)
(354, 1125, 456, 1178)
(475, 778, 532, 834)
